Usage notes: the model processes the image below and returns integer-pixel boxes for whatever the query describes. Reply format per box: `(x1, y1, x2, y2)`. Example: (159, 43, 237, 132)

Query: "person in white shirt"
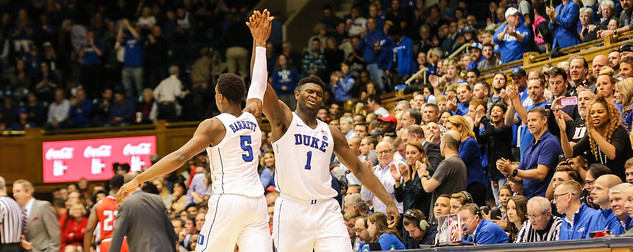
(46, 89, 70, 129)
(153, 65, 189, 121)
(366, 94, 389, 117)
(361, 141, 405, 214)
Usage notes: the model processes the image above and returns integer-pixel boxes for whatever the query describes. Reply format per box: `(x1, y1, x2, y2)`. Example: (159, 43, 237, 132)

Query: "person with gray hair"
(609, 183, 633, 230)
(394, 100, 411, 115)
(153, 65, 190, 122)
(0, 176, 23, 251)
(339, 115, 355, 139)
(515, 196, 562, 242)
(344, 193, 369, 215)
(579, 7, 597, 42)
(598, 0, 616, 29)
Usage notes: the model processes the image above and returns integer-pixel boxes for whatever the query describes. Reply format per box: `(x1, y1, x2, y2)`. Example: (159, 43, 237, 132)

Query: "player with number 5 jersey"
(115, 10, 275, 252)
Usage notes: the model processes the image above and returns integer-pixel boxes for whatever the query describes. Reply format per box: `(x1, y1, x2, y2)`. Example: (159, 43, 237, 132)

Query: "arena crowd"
(5, 0, 633, 251)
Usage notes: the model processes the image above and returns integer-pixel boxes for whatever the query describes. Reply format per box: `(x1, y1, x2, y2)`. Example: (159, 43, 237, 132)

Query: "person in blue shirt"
(358, 17, 393, 93)
(117, 19, 144, 98)
(330, 62, 356, 103)
(65, 88, 94, 128)
(555, 181, 601, 240)
(504, 78, 549, 159)
(445, 115, 487, 207)
(498, 107, 561, 199)
(367, 212, 405, 250)
(493, 8, 530, 63)
(459, 203, 509, 245)
(588, 174, 625, 235)
(79, 31, 104, 99)
(546, 0, 581, 49)
(271, 54, 300, 109)
(386, 26, 415, 81)
(259, 149, 276, 189)
(107, 90, 135, 126)
(454, 83, 472, 116)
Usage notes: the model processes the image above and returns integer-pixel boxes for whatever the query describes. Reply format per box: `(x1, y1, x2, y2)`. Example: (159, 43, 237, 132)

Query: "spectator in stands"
(616, 78, 633, 130)
(117, 19, 144, 98)
(324, 37, 344, 77)
(494, 7, 530, 63)
(449, 192, 473, 214)
(589, 174, 624, 234)
(354, 215, 371, 249)
(387, 25, 414, 82)
(432, 194, 451, 221)
(168, 180, 187, 217)
(499, 108, 561, 198)
(401, 125, 442, 170)
(489, 72, 507, 105)
(367, 212, 405, 250)
(556, 180, 600, 239)
(515, 196, 562, 242)
(445, 115, 486, 206)
(260, 149, 276, 189)
(366, 94, 389, 117)
(596, 1, 616, 30)
(344, 193, 369, 216)
(548, 67, 570, 100)
(190, 48, 212, 89)
(546, 0, 581, 49)
(592, 55, 609, 78)
(506, 195, 528, 242)
(271, 53, 300, 109)
(61, 203, 88, 250)
(107, 90, 135, 126)
(392, 141, 433, 216)
(455, 84, 472, 116)
(135, 88, 157, 124)
(66, 88, 93, 128)
(627, 158, 633, 183)
(145, 25, 169, 88)
(361, 141, 403, 214)
(559, 93, 633, 181)
(346, 5, 367, 37)
(359, 17, 392, 92)
(477, 43, 499, 70)
(460, 203, 509, 244)
(78, 30, 103, 98)
(420, 130, 467, 207)
(475, 102, 514, 203)
(620, 56, 633, 79)
(34, 62, 58, 103)
(609, 183, 633, 230)
(421, 103, 440, 124)
(504, 77, 549, 158)
(402, 209, 437, 248)
(6, 60, 30, 97)
(596, 67, 617, 98)
(13, 179, 61, 252)
(598, 0, 633, 38)
(400, 109, 421, 129)
(568, 56, 591, 91)
(331, 62, 355, 103)
(579, 8, 598, 42)
(23, 91, 46, 127)
(153, 66, 189, 122)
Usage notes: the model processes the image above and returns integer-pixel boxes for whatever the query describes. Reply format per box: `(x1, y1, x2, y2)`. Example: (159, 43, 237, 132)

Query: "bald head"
(592, 174, 622, 208)
(592, 55, 608, 76)
(442, 130, 461, 152)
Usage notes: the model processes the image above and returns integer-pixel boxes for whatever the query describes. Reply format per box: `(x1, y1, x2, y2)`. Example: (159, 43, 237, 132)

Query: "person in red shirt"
(83, 175, 129, 252)
(61, 203, 88, 250)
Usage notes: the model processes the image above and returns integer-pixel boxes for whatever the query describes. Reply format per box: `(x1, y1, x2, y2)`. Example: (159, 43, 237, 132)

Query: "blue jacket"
(377, 233, 405, 250)
(358, 29, 393, 66)
(331, 73, 355, 103)
(560, 203, 601, 240)
(271, 67, 300, 96)
(388, 36, 416, 77)
(458, 137, 486, 187)
(493, 23, 530, 63)
(588, 208, 624, 235)
(549, 1, 581, 49)
(463, 219, 508, 244)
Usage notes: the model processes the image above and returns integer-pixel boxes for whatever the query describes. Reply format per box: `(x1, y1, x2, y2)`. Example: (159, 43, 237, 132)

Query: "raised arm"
(331, 125, 400, 228)
(116, 119, 220, 204)
(244, 10, 274, 124)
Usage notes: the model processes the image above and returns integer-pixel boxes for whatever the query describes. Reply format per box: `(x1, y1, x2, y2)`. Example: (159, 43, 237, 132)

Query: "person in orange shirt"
(83, 175, 129, 252)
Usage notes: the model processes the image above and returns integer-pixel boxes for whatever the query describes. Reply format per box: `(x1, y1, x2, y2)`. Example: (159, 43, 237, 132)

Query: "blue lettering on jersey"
(294, 134, 328, 152)
(228, 120, 258, 133)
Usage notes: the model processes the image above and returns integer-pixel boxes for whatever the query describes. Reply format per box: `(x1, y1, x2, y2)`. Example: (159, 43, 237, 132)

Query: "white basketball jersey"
(207, 112, 263, 197)
(272, 112, 337, 201)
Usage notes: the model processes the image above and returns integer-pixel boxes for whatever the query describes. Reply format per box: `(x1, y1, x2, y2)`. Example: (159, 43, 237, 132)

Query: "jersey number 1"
(305, 151, 312, 170)
(240, 135, 253, 162)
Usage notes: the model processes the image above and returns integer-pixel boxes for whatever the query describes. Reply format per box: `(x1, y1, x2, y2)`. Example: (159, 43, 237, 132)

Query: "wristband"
(246, 46, 267, 102)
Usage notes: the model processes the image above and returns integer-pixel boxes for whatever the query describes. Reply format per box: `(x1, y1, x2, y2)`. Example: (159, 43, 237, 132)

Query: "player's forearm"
(134, 151, 189, 184)
(354, 167, 396, 208)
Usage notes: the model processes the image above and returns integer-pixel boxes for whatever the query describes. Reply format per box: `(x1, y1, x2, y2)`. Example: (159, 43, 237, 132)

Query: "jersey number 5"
(240, 135, 253, 162)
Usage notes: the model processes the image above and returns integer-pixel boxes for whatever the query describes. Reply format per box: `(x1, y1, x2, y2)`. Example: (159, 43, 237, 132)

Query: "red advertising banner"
(42, 136, 157, 183)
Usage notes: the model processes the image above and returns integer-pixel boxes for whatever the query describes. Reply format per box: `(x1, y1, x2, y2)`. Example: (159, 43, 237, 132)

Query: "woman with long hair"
(168, 179, 188, 218)
(260, 149, 276, 189)
(445, 115, 487, 206)
(614, 78, 633, 130)
(367, 212, 406, 250)
(557, 92, 633, 181)
(506, 195, 528, 242)
(152, 178, 172, 206)
(392, 141, 434, 216)
(271, 53, 300, 109)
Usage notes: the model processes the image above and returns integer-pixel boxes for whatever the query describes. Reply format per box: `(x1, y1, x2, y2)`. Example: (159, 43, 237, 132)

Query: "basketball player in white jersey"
(116, 11, 274, 252)
(254, 34, 400, 252)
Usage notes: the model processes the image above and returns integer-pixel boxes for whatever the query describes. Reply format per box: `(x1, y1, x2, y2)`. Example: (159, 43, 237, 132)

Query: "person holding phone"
(556, 93, 633, 181)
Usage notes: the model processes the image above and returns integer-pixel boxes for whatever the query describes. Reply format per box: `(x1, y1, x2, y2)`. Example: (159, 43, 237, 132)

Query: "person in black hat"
(619, 42, 633, 58)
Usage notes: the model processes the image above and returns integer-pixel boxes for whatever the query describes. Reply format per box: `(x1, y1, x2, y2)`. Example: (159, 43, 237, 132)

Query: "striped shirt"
(0, 196, 22, 243)
(514, 216, 562, 243)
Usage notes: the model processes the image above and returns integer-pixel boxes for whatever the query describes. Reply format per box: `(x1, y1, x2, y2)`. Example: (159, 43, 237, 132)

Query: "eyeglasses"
(376, 150, 393, 155)
(553, 192, 575, 200)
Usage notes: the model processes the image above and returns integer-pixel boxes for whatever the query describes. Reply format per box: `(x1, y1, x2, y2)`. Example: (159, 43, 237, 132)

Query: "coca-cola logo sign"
(84, 145, 112, 158)
(45, 147, 74, 160)
(42, 136, 156, 183)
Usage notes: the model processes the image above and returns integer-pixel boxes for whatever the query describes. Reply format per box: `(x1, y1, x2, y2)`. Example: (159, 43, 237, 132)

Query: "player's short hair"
(217, 73, 246, 103)
(297, 75, 326, 92)
(109, 174, 125, 190)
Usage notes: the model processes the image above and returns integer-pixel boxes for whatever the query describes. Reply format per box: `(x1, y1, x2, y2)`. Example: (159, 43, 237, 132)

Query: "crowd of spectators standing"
(9, 0, 633, 251)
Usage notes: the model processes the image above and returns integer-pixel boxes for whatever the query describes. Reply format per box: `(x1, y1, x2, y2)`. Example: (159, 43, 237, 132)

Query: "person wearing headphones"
(402, 209, 437, 248)
(459, 203, 508, 245)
